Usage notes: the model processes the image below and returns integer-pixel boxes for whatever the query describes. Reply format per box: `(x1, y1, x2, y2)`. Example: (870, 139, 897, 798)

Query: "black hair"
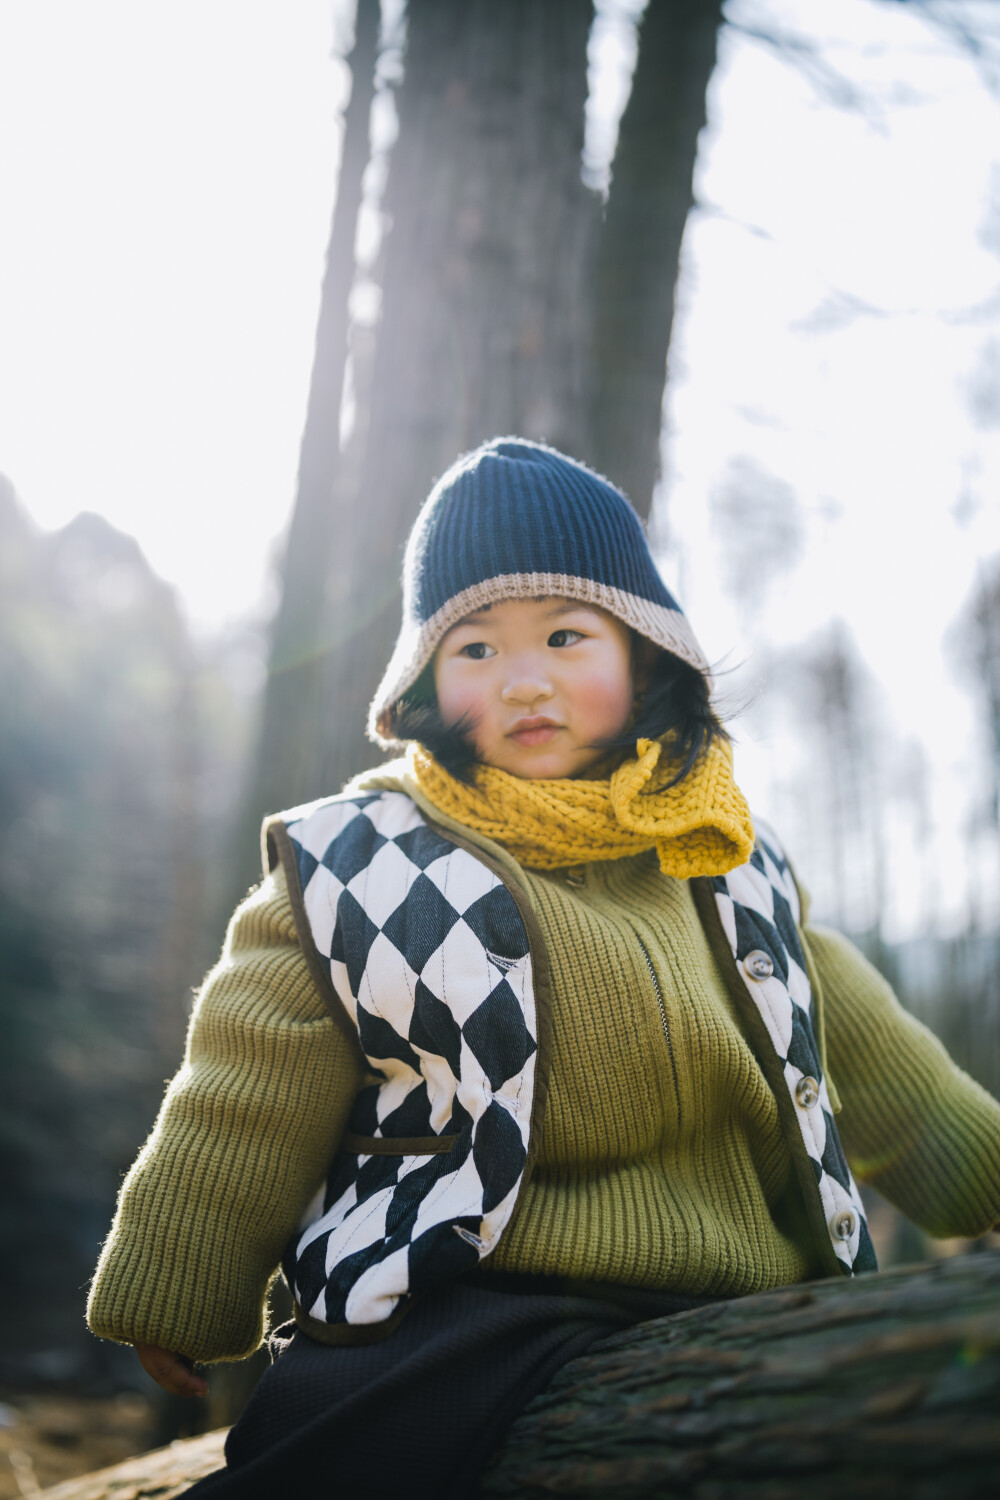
(597, 645, 729, 788)
(391, 640, 729, 787)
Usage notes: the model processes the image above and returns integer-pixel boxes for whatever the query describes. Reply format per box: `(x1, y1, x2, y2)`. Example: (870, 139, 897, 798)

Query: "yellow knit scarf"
(407, 736, 755, 879)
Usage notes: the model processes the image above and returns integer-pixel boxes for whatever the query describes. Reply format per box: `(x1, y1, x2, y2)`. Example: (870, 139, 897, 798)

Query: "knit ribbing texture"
(407, 736, 754, 878)
(807, 924, 1000, 1239)
(86, 868, 365, 1362)
(86, 799, 1000, 1360)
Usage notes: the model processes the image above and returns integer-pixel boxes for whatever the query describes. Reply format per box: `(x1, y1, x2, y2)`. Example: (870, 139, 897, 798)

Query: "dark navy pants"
(185, 1273, 717, 1499)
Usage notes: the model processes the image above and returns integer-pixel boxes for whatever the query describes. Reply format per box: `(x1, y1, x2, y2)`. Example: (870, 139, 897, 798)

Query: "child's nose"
(500, 659, 554, 707)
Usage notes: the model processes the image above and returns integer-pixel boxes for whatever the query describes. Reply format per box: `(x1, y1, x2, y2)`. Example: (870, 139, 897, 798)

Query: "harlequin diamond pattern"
(280, 791, 537, 1327)
(712, 822, 876, 1276)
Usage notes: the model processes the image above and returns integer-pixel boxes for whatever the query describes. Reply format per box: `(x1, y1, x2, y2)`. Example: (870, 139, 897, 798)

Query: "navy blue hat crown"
(370, 437, 707, 743)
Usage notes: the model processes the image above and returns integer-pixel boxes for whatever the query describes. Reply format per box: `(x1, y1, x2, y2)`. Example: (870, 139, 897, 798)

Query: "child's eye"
(548, 629, 583, 648)
(459, 641, 496, 660)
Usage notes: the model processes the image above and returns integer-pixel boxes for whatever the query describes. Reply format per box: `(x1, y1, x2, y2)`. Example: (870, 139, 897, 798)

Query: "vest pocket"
(341, 1131, 457, 1156)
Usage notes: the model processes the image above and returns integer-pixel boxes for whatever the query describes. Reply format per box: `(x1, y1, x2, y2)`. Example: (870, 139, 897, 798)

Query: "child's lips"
(508, 718, 561, 747)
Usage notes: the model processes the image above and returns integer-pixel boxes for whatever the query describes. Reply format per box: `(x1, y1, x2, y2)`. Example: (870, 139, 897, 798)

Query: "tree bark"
(42, 1252, 1000, 1499)
(589, 0, 724, 518)
(480, 1250, 1000, 1498)
(317, 0, 598, 789)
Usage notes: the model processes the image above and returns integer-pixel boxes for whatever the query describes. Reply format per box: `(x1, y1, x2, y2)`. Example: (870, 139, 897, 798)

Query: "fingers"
(134, 1341, 209, 1398)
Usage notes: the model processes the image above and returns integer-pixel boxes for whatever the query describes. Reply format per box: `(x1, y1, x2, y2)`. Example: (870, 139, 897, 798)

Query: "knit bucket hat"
(370, 437, 708, 745)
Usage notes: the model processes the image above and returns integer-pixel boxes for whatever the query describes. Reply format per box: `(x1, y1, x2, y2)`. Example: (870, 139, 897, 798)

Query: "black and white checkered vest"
(269, 790, 875, 1334)
(703, 826, 877, 1277)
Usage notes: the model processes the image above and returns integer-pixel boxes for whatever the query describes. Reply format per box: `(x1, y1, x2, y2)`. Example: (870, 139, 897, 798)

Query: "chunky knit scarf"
(408, 736, 755, 879)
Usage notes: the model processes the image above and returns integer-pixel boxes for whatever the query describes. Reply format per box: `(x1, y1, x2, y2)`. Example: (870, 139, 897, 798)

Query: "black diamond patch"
(786, 1002, 820, 1077)
(409, 979, 463, 1075)
(322, 1235, 396, 1319)
(393, 824, 454, 870)
(336, 889, 381, 997)
(284, 1229, 329, 1306)
(473, 1099, 527, 1213)
(462, 979, 536, 1091)
(460, 885, 530, 962)
(384, 1155, 450, 1238)
(357, 1005, 424, 1072)
(407, 1217, 480, 1288)
(294, 842, 319, 894)
(382, 872, 460, 973)
(820, 1110, 851, 1190)
(771, 887, 806, 971)
(355, 1152, 403, 1198)
(323, 813, 387, 886)
(854, 1216, 878, 1272)
(377, 1083, 435, 1138)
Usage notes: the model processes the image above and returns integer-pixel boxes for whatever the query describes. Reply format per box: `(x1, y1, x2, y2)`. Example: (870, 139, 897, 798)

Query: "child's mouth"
(508, 719, 560, 747)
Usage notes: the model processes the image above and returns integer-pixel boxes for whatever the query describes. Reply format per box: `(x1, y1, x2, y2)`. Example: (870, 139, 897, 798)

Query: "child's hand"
(134, 1341, 209, 1398)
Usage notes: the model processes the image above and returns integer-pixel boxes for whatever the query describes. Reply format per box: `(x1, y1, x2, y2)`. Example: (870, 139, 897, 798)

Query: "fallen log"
(38, 1429, 227, 1500)
(481, 1248, 1000, 1498)
(40, 1250, 1000, 1499)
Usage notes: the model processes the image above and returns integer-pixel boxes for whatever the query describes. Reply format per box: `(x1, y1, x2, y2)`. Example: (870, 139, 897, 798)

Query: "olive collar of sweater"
(404, 736, 754, 880)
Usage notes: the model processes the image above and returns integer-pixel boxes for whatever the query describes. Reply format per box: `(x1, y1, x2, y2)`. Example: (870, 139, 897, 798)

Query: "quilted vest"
(266, 790, 876, 1338)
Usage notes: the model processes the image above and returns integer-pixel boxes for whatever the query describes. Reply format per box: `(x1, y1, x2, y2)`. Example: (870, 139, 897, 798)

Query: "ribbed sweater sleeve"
(86, 865, 364, 1362)
(806, 923, 1000, 1238)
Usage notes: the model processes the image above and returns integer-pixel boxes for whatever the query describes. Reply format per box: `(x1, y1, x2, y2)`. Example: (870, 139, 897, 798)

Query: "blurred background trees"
(1, 2, 998, 1465)
(0, 478, 255, 1382)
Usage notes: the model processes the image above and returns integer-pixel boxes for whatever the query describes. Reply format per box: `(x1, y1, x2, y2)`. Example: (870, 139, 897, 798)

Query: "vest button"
(743, 949, 773, 980)
(565, 866, 586, 888)
(795, 1075, 820, 1110)
(830, 1209, 857, 1242)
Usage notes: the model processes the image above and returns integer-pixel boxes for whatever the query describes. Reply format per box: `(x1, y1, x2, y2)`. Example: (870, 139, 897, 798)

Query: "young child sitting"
(87, 438, 1000, 1498)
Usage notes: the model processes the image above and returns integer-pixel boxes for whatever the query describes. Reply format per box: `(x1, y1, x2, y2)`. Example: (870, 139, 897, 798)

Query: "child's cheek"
(584, 664, 635, 739)
(434, 657, 483, 733)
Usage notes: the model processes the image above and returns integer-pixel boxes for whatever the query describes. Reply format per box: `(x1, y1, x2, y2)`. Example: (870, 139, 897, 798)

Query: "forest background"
(1, 0, 1000, 1471)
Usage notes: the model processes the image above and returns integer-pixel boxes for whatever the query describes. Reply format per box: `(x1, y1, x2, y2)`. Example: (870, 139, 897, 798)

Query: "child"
(88, 438, 1000, 1497)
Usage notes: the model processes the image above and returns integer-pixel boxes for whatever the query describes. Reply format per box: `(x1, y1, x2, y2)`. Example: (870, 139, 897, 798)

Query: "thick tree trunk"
(481, 1250, 1000, 1498)
(250, 1, 727, 801)
(44, 1252, 1000, 1499)
(589, 0, 724, 518)
(317, 0, 598, 790)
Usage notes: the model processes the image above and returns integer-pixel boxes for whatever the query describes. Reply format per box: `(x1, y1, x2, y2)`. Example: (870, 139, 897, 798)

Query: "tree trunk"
(41, 1252, 1000, 1499)
(317, 0, 598, 790)
(250, 0, 728, 800)
(588, 0, 724, 518)
(239, 0, 379, 848)
(481, 1249, 1000, 1497)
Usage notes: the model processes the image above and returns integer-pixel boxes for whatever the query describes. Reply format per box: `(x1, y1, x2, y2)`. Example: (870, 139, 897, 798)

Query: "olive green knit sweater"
(87, 829, 1000, 1364)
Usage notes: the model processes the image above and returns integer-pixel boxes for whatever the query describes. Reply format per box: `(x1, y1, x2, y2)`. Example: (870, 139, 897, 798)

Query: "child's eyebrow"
(451, 606, 493, 626)
(446, 598, 594, 631)
(545, 601, 597, 618)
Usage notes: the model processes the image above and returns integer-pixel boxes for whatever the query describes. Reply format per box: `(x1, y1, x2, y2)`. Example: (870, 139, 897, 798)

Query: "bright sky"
(0, 1, 345, 626)
(1, 0, 998, 934)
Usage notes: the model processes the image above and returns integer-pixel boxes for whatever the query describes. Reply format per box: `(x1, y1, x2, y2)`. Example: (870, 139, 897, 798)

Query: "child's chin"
(499, 748, 583, 780)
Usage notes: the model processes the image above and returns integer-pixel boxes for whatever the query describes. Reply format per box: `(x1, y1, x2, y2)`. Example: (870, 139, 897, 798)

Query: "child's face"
(433, 597, 635, 778)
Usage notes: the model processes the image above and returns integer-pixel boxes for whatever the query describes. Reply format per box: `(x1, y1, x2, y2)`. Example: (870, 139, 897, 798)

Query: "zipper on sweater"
(637, 935, 682, 1121)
